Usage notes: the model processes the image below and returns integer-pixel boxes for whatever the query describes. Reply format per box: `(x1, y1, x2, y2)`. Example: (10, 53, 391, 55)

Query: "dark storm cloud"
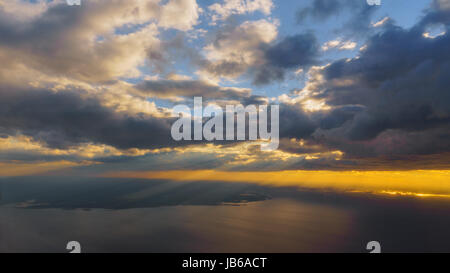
(423, 0, 450, 26)
(0, 86, 175, 150)
(342, 4, 379, 36)
(253, 33, 320, 85)
(279, 103, 317, 139)
(318, 105, 365, 130)
(322, 28, 450, 135)
(305, 8, 450, 158)
(296, 0, 379, 36)
(265, 34, 319, 69)
(296, 0, 342, 22)
(0, 149, 82, 163)
(0, 83, 314, 154)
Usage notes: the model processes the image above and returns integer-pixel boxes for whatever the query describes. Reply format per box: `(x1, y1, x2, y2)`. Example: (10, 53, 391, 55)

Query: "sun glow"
(379, 191, 450, 198)
(103, 169, 450, 198)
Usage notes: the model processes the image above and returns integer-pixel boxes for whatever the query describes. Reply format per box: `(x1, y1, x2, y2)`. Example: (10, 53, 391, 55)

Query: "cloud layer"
(0, 0, 449, 173)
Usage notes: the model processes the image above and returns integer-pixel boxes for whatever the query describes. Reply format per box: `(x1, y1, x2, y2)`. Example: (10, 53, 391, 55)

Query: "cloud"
(296, 0, 379, 37)
(278, 103, 317, 140)
(0, 0, 448, 172)
(0, 86, 175, 150)
(0, 134, 166, 163)
(0, 0, 202, 83)
(0, 1, 158, 82)
(421, 0, 450, 27)
(0, 0, 53, 20)
(251, 37, 319, 86)
(199, 19, 279, 80)
(0, 160, 93, 177)
(159, 0, 201, 31)
(372, 17, 390, 28)
(135, 78, 252, 100)
(296, 0, 341, 22)
(292, 7, 450, 159)
(197, 20, 319, 84)
(209, 0, 274, 22)
(322, 39, 357, 51)
(434, 0, 450, 11)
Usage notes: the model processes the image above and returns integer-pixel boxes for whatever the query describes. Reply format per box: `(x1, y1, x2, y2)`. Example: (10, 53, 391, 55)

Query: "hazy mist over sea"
(2, 177, 450, 253)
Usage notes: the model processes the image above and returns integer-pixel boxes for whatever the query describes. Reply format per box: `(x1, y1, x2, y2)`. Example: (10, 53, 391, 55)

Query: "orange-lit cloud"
(0, 160, 95, 177)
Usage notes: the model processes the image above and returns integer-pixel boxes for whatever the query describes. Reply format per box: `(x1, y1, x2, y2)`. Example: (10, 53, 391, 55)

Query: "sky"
(0, 0, 450, 196)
